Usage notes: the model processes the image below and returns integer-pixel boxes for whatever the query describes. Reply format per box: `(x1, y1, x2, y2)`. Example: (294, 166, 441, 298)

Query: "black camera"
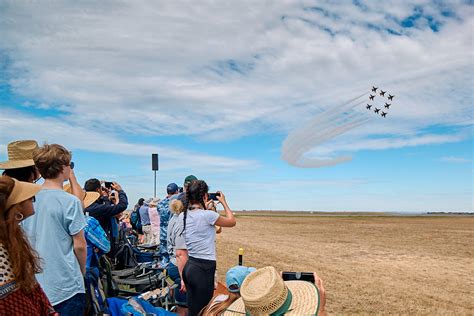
(208, 192, 221, 201)
(104, 181, 113, 189)
(282, 272, 315, 284)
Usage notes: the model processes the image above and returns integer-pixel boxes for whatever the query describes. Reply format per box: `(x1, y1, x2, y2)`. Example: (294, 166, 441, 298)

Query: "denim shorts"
(53, 293, 86, 316)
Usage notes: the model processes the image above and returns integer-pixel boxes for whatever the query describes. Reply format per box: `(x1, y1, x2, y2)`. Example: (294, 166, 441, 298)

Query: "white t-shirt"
(178, 209, 219, 261)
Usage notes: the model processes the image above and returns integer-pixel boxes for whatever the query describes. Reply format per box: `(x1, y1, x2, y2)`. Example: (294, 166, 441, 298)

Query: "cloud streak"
(0, 109, 259, 171)
(0, 0, 472, 160)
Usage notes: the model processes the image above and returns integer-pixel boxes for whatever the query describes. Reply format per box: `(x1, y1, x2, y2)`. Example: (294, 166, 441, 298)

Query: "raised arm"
(214, 192, 236, 228)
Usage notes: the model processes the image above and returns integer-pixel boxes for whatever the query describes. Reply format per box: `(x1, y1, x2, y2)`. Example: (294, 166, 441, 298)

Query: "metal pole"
(154, 170, 157, 198)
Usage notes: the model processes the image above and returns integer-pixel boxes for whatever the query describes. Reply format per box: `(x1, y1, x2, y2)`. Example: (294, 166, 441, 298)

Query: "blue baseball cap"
(167, 183, 179, 194)
(226, 266, 256, 293)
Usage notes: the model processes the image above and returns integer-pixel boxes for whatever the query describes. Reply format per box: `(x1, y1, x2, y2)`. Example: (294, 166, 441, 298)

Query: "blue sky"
(0, 0, 472, 212)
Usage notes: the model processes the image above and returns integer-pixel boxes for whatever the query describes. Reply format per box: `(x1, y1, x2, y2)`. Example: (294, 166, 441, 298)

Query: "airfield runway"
(216, 213, 473, 314)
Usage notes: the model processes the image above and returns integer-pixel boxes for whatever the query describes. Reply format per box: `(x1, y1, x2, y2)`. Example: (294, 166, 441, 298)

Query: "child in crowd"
(22, 144, 87, 316)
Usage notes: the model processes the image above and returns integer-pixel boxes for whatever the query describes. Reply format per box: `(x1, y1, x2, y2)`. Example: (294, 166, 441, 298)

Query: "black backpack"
(130, 206, 142, 233)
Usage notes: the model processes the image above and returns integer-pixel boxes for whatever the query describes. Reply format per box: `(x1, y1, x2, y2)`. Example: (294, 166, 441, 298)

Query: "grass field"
(215, 213, 474, 315)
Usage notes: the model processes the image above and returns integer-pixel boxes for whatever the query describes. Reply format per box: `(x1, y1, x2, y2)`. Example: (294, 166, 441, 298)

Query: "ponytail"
(181, 180, 209, 235)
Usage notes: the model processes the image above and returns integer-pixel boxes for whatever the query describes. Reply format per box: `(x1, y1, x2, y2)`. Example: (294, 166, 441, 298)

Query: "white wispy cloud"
(0, 0, 472, 155)
(0, 109, 259, 171)
(440, 156, 472, 164)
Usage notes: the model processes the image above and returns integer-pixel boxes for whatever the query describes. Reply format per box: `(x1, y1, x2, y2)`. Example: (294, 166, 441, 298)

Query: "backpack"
(130, 206, 142, 232)
(84, 267, 108, 315)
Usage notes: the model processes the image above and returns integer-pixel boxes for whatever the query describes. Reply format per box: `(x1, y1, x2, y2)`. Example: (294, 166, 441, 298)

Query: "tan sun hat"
(5, 178, 42, 209)
(223, 266, 320, 316)
(149, 197, 160, 207)
(0, 140, 39, 170)
(63, 183, 100, 208)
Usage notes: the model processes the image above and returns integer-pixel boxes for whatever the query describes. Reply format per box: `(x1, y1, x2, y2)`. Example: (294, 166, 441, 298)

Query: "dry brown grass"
(215, 214, 474, 315)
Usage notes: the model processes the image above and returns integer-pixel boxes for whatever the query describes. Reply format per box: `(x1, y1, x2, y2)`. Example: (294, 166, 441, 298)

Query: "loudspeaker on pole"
(152, 154, 159, 171)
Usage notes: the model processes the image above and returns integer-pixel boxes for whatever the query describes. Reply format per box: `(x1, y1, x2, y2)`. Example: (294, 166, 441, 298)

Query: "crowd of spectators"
(0, 139, 326, 316)
(0, 140, 237, 316)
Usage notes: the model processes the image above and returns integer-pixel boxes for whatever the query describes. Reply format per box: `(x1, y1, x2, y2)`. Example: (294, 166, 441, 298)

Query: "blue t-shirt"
(139, 205, 151, 225)
(178, 209, 219, 261)
(22, 189, 86, 305)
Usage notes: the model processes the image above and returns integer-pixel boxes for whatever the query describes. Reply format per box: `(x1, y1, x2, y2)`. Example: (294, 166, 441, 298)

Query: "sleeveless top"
(0, 243, 17, 299)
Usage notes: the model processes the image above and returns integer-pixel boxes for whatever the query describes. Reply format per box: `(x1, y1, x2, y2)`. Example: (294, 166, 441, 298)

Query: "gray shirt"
(178, 209, 219, 261)
(139, 205, 151, 225)
(167, 214, 187, 266)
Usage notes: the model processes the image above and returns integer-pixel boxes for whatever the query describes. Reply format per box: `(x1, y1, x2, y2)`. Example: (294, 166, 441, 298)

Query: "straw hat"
(5, 178, 42, 210)
(223, 266, 320, 316)
(149, 197, 160, 207)
(0, 140, 39, 170)
(63, 184, 100, 208)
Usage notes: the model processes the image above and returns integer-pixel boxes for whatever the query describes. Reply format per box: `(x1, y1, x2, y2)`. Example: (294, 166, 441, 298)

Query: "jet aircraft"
(384, 103, 391, 109)
(388, 94, 395, 101)
(381, 111, 387, 117)
(374, 108, 380, 114)
(369, 94, 375, 100)
(366, 104, 372, 110)
(371, 86, 378, 92)
(379, 90, 386, 97)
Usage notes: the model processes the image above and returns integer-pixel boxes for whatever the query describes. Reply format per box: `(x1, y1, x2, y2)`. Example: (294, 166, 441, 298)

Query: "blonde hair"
(170, 199, 184, 215)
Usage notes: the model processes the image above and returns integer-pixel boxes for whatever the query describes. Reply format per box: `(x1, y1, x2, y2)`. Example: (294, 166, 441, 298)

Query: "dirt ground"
(215, 214, 474, 315)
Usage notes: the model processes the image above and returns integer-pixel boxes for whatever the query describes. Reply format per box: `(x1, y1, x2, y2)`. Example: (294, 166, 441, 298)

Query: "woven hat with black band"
(223, 266, 320, 315)
(0, 140, 39, 170)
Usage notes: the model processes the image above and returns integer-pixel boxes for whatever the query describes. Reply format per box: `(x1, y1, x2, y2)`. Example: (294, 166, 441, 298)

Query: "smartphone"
(104, 181, 113, 189)
(282, 272, 315, 284)
(208, 192, 221, 201)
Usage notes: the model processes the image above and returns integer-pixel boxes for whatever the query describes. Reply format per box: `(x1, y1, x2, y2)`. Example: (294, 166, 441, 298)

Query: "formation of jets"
(367, 86, 396, 118)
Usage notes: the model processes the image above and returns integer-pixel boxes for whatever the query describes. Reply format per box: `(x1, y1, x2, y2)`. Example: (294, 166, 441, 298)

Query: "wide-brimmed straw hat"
(223, 266, 320, 316)
(0, 140, 39, 170)
(5, 178, 42, 210)
(64, 183, 100, 208)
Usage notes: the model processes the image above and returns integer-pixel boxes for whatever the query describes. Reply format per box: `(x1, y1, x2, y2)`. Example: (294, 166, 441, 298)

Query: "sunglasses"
(31, 196, 36, 202)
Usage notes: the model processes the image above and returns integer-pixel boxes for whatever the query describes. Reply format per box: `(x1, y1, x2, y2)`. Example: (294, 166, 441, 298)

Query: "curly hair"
(182, 180, 209, 234)
(0, 176, 42, 292)
(33, 144, 71, 179)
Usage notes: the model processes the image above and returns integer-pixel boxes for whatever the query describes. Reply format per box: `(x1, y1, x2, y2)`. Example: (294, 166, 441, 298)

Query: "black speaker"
(152, 154, 159, 171)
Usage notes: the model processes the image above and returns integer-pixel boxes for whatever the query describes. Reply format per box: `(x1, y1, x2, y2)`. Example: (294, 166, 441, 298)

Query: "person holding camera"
(84, 179, 128, 247)
(179, 180, 236, 316)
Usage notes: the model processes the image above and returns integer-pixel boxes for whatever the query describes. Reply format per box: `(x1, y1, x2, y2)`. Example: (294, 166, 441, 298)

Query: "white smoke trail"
(281, 93, 373, 168)
(282, 116, 370, 165)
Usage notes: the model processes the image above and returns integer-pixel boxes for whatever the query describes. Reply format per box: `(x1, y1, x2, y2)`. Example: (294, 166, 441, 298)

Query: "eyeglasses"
(31, 196, 36, 202)
(70, 161, 75, 169)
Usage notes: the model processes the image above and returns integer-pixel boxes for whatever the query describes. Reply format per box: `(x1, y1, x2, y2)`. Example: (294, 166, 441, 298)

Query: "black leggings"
(182, 256, 216, 316)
